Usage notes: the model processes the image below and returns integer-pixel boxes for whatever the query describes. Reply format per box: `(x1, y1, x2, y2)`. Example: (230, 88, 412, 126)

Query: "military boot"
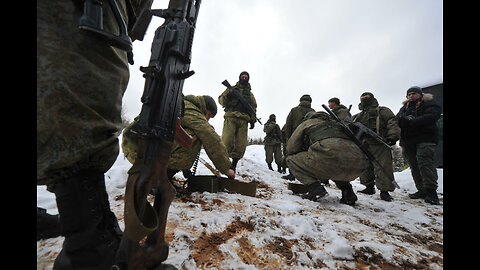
(281, 169, 296, 180)
(52, 170, 122, 270)
(358, 184, 375, 195)
(230, 158, 239, 172)
(276, 164, 282, 173)
(408, 190, 426, 199)
(424, 189, 440, 205)
(267, 163, 273, 171)
(335, 181, 358, 206)
(301, 182, 328, 202)
(380, 191, 393, 202)
(37, 207, 63, 240)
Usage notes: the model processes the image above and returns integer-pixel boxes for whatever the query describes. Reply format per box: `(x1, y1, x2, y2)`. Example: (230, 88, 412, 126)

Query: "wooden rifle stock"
(113, 0, 201, 269)
(175, 118, 193, 149)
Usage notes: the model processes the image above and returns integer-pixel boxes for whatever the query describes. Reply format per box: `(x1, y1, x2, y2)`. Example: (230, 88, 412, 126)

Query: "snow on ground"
(37, 145, 443, 269)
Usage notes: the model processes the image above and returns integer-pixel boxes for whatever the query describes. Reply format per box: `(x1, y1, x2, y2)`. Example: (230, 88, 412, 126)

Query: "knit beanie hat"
(406, 86, 423, 97)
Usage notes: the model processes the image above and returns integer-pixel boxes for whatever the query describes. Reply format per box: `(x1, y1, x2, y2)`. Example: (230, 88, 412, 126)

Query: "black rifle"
(114, 1, 200, 269)
(344, 117, 392, 150)
(322, 104, 400, 189)
(221, 80, 262, 128)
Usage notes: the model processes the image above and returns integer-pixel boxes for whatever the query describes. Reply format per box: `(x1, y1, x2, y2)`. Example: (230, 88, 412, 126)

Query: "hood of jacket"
(401, 93, 434, 106)
(184, 94, 207, 116)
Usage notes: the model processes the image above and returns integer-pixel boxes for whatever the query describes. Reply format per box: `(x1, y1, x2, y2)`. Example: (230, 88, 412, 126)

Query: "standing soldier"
(37, 0, 153, 268)
(328, 97, 351, 121)
(396, 86, 441, 205)
(218, 71, 258, 172)
(352, 92, 400, 201)
(282, 94, 315, 180)
(263, 114, 283, 172)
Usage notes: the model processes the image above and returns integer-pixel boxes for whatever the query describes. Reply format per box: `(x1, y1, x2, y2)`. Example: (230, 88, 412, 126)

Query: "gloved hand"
(385, 138, 397, 146)
(404, 115, 414, 121)
(249, 121, 255, 129)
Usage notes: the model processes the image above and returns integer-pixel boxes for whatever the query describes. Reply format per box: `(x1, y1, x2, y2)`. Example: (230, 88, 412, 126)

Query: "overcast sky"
(122, 0, 443, 140)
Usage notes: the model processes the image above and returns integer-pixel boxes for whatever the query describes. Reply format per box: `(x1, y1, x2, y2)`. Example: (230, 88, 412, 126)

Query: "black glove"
(385, 138, 397, 146)
(249, 121, 255, 129)
(404, 115, 414, 121)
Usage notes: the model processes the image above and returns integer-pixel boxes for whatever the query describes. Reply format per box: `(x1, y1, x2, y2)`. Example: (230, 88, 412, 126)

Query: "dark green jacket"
(284, 101, 315, 139)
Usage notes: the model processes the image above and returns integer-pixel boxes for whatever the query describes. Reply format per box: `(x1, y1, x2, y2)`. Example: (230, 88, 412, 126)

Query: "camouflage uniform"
(332, 104, 352, 121)
(37, 0, 152, 188)
(263, 115, 283, 171)
(37, 0, 152, 268)
(218, 79, 257, 161)
(286, 112, 369, 185)
(352, 93, 401, 193)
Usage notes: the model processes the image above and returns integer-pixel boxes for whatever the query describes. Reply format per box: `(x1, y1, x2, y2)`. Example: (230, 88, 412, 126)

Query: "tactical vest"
(224, 86, 252, 115)
(306, 121, 350, 146)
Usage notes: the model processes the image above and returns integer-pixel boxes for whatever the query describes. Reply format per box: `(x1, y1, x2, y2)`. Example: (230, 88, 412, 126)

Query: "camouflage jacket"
(286, 112, 349, 156)
(332, 104, 351, 121)
(263, 119, 282, 145)
(352, 98, 400, 143)
(168, 95, 232, 174)
(218, 82, 257, 122)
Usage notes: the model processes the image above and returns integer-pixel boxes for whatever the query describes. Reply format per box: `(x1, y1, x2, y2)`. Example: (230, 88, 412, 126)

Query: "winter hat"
(406, 86, 423, 97)
(328, 97, 340, 105)
(203, 95, 217, 117)
(300, 94, 312, 102)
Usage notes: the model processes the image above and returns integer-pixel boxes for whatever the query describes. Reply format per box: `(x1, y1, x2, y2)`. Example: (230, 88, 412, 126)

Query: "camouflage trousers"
(403, 142, 438, 191)
(37, 0, 129, 188)
(359, 142, 396, 192)
(221, 117, 248, 159)
(264, 143, 283, 165)
(286, 138, 369, 186)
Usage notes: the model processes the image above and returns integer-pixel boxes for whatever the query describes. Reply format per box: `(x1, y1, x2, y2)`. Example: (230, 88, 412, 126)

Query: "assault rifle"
(321, 104, 400, 189)
(221, 80, 262, 128)
(344, 118, 392, 150)
(113, 1, 200, 269)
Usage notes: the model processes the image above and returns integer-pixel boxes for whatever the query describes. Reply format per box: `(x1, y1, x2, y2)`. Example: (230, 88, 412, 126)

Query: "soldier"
(122, 95, 235, 180)
(328, 97, 351, 121)
(263, 114, 283, 172)
(396, 86, 441, 205)
(218, 71, 258, 171)
(285, 112, 370, 206)
(352, 92, 400, 201)
(282, 94, 315, 180)
(37, 0, 153, 269)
